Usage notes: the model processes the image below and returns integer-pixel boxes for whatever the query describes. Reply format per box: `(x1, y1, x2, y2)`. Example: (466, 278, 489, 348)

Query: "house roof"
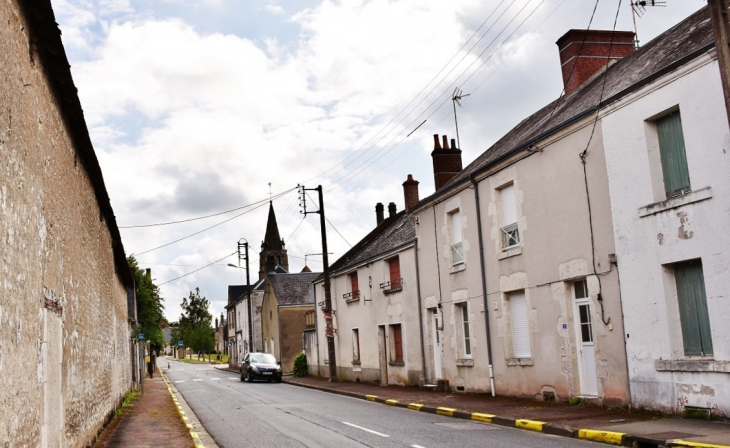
(18, 0, 133, 288)
(268, 272, 321, 306)
(226, 279, 264, 308)
(413, 6, 713, 210)
(327, 211, 416, 276)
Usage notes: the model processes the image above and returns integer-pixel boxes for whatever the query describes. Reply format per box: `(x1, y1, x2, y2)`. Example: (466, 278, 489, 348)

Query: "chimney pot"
(375, 202, 385, 225)
(442, 135, 449, 150)
(402, 174, 420, 212)
(145, 268, 151, 280)
(451, 138, 457, 149)
(433, 134, 441, 150)
(388, 202, 397, 218)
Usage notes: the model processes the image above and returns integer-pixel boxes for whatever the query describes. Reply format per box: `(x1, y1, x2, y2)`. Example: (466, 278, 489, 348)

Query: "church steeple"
(259, 201, 288, 279)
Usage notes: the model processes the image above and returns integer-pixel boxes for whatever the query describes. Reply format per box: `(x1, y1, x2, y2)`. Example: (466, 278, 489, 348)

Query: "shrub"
(293, 352, 308, 377)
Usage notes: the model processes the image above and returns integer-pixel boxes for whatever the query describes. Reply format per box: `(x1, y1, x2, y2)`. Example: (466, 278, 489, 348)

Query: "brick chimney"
(402, 174, 419, 212)
(431, 134, 462, 191)
(557, 29, 635, 96)
(388, 202, 397, 218)
(375, 202, 384, 225)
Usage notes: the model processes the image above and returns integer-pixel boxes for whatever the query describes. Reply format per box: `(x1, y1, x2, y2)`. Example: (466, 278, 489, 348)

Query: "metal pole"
(245, 241, 253, 353)
(317, 185, 337, 381)
(709, 0, 730, 130)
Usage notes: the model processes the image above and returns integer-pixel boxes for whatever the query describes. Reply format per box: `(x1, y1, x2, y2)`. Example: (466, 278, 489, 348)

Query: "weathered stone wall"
(0, 1, 132, 446)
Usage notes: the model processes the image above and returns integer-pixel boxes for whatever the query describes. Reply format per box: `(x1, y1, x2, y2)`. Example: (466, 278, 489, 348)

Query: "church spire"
(262, 201, 283, 251)
(259, 201, 288, 279)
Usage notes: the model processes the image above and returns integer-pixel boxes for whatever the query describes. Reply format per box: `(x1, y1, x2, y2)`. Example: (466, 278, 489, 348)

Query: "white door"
(573, 281, 598, 396)
(432, 311, 442, 379)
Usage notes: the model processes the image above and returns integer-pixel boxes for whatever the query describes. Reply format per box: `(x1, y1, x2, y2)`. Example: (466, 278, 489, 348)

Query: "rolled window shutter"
(510, 291, 531, 358)
(451, 211, 462, 243)
(501, 184, 517, 225)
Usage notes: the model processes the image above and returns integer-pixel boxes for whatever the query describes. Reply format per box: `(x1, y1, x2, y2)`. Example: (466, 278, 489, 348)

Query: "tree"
(179, 288, 214, 359)
(128, 256, 165, 352)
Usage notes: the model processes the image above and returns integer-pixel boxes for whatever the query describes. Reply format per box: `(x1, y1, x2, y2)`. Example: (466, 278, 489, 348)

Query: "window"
(389, 324, 403, 363)
(500, 184, 520, 249)
(674, 260, 712, 356)
(459, 303, 472, 357)
(352, 329, 361, 363)
(388, 257, 402, 290)
(349, 272, 360, 300)
(450, 210, 464, 265)
(657, 111, 691, 198)
(509, 291, 531, 358)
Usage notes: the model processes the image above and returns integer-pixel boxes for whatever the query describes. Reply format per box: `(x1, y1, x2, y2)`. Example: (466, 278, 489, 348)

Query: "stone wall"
(0, 1, 133, 446)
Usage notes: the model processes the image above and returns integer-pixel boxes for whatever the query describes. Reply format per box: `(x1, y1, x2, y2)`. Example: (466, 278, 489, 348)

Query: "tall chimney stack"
(145, 268, 151, 280)
(375, 202, 385, 225)
(388, 202, 397, 218)
(431, 134, 462, 191)
(556, 29, 635, 96)
(402, 174, 419, 212)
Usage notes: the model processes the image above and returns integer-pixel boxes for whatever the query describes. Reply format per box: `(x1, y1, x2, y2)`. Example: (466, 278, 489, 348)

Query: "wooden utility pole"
(709, 0, 730, 129)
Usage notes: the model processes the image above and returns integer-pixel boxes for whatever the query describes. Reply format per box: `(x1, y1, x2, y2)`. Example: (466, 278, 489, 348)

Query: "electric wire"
(325, 216, 352, 248)
(158, 251, 237, 286)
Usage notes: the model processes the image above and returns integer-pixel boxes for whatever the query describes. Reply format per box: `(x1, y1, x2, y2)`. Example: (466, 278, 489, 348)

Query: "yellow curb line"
(408, 403, 424, 411)
(670, 441, 730, 448)
(471, 412, 495, 423)
(161, 370, 205, 448)
(365, 395, 378, 401)
(436, 407, 457, 417)
(385, 399, 398, 406)
(578, 429, 625, 445)
(516, 419, 545, 432)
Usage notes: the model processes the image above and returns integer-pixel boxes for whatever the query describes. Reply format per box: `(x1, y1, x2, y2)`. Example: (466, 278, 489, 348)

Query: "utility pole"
(300, 185, 337, 381)
(237, 239, 254, 353)
(709, 0, 730, 129)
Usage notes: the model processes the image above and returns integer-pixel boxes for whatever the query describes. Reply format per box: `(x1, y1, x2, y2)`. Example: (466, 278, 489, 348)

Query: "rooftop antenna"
(451, 87, 470, 149)
(268, 182, 272, 201)
(630, 1, 667, 47)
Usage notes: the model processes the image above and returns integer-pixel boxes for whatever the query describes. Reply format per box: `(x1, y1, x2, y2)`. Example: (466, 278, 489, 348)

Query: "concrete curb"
(160, 370, 207, 448)
(282, 379, 730, 448)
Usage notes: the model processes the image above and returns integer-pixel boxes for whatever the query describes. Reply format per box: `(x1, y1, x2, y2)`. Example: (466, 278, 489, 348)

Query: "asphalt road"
(163, 360, 602, 448)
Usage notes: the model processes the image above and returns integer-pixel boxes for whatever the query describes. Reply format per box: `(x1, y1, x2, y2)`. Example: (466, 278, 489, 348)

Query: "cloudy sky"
(52, 0, 706, 322)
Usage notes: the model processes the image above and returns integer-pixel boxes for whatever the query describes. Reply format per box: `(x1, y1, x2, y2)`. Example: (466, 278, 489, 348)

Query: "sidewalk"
(92, 374, 194, 448)
(283, 375, 730, 448)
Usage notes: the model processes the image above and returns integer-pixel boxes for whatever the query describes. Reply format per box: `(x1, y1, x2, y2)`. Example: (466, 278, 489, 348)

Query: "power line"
(158, 251, 237, 286)
(325, 216, 352, 247)
(119, 186, 298, 228)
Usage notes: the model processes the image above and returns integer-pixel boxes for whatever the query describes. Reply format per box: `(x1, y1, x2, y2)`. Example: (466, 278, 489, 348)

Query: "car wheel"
(275, 376, 282, 383)
(240, 372, 245, 382)
(247, 372, 254, 382)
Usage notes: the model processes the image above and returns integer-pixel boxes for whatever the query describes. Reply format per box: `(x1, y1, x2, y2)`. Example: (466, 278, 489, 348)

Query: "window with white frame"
(509, 291, 531, 358)
(450, 210, 464, 265)
(458, 303, 472, 357)
(500, 183, 520, 249)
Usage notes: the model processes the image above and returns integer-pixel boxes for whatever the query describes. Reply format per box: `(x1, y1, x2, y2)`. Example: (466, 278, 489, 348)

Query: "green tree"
(179, 288, 214, 359)
(128, 256, 165, 352)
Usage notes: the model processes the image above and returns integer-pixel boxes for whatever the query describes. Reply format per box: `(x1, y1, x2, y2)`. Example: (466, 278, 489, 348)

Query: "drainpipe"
(413, 236, 427, 386)
(469, 174, 496, 397)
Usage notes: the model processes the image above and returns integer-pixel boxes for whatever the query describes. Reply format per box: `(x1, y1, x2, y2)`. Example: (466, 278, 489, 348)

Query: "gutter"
(413, 237, 427, 386)
(469, 174, 496, 397)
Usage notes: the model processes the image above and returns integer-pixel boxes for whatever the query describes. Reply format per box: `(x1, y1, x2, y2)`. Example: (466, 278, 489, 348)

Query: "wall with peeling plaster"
(0, 2, 132, 446)
(602, 50, 730, 415)
(414, 119, 629, 404)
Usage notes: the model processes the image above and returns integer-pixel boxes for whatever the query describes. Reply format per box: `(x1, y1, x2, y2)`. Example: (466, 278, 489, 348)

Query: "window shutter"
(389, 258, 401, 289)
(393, 325, 403, 362)
(501, 184, 517, 225)
(350, 273, 358, 293)
(675, 260, 713, 356)
(451, 211, 462, 243)
(510, 291, 531, 358)
(657, 112, 691, 197)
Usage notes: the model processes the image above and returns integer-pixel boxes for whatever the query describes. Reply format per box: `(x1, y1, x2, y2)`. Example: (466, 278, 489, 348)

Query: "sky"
(51, 0, 707, 323)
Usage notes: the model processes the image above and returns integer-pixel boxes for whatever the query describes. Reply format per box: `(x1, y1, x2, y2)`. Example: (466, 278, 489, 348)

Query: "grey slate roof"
(268, 272, 321, 306)
(414, 6, 713, 209)
(328, 211, 416, 275)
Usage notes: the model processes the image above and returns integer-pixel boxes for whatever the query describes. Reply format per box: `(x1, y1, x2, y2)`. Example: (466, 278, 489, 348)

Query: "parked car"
(240, 352, 282, 382)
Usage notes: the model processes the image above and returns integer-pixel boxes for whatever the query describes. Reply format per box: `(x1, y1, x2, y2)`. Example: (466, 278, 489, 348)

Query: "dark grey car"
(240, 352, 282, 382)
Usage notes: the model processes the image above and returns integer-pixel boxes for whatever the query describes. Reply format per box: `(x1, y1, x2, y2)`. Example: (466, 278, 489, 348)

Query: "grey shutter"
(675, 260, 713, 356)
(501, 184, 517, 225)
(657, 111, 691, 197)
(510, 291, 531, 358)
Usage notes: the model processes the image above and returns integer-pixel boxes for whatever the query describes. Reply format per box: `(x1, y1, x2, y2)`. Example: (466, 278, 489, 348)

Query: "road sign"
(138, 333, 144, 340)
(227, 342, 233, 347)
(178, 341, 183, 347)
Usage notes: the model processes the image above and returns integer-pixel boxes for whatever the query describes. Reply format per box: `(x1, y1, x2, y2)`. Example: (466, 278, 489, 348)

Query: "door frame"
(431, 310, 443, 380)
(572, 280, 598, 396)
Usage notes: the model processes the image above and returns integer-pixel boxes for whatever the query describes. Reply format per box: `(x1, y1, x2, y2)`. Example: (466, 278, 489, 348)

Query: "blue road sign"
(227, 342, 233, 348)
(178, 341, 183, 347)
(138, 333, 144, 339)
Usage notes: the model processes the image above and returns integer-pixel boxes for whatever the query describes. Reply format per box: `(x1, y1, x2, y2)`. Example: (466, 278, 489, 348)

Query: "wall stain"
(677, 211, 693, 240)
(657, 233, 664, 245)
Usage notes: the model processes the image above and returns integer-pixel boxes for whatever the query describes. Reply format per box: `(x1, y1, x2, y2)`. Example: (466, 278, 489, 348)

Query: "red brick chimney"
(375, 202, 384, 226)
(402, 174, 419, 212)
(556, 30, 635, 96)
(431, 134, 462, 191)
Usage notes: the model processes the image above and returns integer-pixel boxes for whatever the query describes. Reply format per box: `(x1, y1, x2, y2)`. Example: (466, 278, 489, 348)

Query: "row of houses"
(302, 6, 729, 417)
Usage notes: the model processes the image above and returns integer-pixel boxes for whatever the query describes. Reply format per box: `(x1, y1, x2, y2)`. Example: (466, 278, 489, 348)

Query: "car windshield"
(250, 354, 277, 364)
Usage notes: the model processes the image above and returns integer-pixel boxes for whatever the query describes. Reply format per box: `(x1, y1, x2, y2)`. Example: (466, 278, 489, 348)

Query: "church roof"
(262, 202, 284, 250)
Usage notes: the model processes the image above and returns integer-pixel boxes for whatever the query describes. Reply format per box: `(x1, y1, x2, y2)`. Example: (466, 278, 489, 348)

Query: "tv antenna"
(452, 87, 470, 150)
(630, 1, 666, 47)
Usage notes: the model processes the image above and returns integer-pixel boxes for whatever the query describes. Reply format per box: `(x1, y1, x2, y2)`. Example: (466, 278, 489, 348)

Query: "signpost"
(138, 333, 144, 340)
(178, 341, 183, 347)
